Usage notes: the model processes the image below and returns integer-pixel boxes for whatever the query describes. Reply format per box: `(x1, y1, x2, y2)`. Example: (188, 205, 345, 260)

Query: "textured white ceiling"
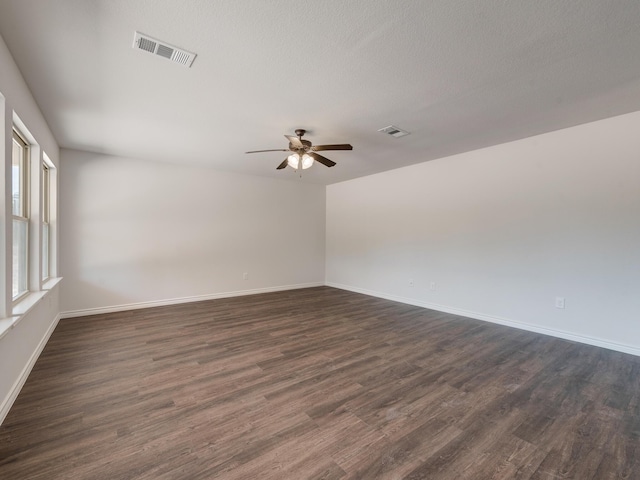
(1, 0, 640, 184)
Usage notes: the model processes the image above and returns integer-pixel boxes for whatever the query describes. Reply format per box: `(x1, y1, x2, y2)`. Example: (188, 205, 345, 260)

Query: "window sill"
(42, 277, 63, 292)
(0, 277, 63, 341)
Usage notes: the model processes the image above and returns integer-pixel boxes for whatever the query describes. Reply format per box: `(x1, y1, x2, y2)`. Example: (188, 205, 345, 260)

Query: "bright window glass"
(12, 130, 29, 300)
(12, 137, 25, 216)
(13, 219, 28, 298)
(42, 163, 50, 280)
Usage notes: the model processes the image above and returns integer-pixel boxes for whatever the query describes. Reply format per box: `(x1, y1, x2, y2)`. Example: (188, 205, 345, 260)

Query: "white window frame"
(12, 128, 30, 301)
(42, 161, 50, 281)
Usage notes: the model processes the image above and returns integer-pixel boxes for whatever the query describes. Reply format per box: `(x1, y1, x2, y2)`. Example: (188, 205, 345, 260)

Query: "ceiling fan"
(246, 129, 353, 170)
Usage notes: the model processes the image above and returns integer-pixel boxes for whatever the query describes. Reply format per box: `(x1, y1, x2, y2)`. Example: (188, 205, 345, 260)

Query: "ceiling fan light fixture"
(287, 153, 300, 169)
(301, 153, 314, 169)
(246, 129, 351, 170)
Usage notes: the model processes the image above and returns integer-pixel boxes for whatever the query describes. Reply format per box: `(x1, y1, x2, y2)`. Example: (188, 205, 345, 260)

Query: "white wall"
(60, 149, 326, 314)
(327, 111, 640, 355)
(0, 33, 61, 423)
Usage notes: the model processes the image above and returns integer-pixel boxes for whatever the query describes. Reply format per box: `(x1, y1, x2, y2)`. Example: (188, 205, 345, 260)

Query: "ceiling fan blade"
(276, 158, 288, 170)
(309, 152, 336, 168)
(311, 144, 353, 151)
(285, 135, 304, 148)
(246, 149, 289, 154)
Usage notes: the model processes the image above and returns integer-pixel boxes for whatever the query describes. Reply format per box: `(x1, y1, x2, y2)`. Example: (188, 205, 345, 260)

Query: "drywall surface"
(0, 33, 61, 423)
(0, 285, 61, 424)
(0, 35, 58, 160)
(60, 149, 326, 313)
(327, 111, 640, 354)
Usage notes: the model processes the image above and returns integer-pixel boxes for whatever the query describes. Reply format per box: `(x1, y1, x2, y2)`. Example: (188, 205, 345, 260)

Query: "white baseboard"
(0, 314, 62, 425)
(60, 282, 325, 319)
(326, 282, 640, 357)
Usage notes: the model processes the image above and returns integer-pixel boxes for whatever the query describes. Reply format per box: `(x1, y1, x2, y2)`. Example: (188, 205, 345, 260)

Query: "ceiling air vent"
(378, 125, 410, 138)
(133, 32, 196, 68)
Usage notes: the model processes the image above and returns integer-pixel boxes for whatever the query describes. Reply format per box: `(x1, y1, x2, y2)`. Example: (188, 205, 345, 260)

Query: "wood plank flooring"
(1, 286, 639, 479)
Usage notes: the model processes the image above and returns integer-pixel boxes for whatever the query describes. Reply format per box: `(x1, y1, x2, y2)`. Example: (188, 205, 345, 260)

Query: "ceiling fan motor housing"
(290, 139, 312, 152)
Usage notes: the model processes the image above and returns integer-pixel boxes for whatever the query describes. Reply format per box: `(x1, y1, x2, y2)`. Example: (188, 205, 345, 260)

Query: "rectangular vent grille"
(138, 36, 156, 53)
(133, 32, 196, 68)
(378, 125, 410, 138)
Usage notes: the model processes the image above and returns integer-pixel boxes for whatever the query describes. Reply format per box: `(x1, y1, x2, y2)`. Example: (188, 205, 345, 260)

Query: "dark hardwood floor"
(1, 287, 638, 479)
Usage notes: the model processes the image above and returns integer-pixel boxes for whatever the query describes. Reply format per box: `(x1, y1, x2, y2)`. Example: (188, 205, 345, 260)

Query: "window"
(42, 162, 50, 281)
(12, 129, 29, 300)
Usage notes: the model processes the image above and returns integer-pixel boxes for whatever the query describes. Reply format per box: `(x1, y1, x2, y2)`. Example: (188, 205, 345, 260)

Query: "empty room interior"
(1, 1, 639, 479)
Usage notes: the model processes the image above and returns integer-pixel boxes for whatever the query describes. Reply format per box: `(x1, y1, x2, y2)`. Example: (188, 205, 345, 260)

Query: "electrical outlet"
(408, 279, 414, 287)
(243, 272, 249, 281)
(429, 281, 437, 291)
(555, 297, 565, 309)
